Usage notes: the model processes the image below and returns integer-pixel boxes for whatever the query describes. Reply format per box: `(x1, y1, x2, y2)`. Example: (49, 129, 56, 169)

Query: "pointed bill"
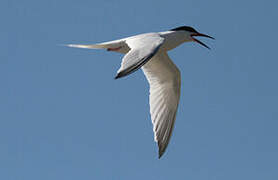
(191, 33, 214, 49)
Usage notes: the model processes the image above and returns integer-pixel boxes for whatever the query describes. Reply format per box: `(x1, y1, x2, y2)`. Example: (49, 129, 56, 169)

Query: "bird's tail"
(61, 38, 126, 50)
(62, 43, 107, 49)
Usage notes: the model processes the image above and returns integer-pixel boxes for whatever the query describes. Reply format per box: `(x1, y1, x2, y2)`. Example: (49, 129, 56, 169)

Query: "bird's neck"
(159, 31, 189, 51)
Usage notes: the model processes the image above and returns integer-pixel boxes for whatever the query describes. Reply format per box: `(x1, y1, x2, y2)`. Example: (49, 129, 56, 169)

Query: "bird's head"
(171, 26, 214, 49)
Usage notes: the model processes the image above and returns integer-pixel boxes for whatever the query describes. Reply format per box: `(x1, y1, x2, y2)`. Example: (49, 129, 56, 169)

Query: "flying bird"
(65, 26, 214, 158)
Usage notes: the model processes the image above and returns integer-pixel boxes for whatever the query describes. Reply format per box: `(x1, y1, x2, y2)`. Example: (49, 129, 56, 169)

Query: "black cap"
(170, 26, 198, 33)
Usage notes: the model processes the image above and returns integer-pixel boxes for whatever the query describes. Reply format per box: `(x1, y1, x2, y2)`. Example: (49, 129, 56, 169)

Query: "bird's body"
(66, 26, 214, 158)
(67, 31, 187, 53)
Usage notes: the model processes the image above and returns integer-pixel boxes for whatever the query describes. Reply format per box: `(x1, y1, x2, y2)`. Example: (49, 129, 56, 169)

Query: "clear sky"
(1, 0, 278, 179)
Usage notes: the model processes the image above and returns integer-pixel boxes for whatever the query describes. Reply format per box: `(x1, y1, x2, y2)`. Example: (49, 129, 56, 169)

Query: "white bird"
(65, 26, 214, 158)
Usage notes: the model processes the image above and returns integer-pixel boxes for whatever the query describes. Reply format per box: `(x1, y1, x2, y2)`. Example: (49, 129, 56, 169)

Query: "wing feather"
(115, 33, 164, 79)
(142, 52, 181, 158)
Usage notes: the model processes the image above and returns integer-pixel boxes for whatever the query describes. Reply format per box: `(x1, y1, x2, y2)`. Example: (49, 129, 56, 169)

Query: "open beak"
(191, 33, 214, 49)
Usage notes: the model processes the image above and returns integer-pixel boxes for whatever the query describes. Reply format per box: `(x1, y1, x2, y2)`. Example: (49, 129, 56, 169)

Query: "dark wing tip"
(158, 152, 163, 159)
(158, 149, 165, 159)
(158, 141, 166, 159)
(114, 71, 127, 79)
(114, 74, 121, 79)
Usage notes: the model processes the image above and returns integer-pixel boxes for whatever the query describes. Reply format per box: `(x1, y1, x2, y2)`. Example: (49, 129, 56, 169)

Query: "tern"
(66, 26, 214, 158)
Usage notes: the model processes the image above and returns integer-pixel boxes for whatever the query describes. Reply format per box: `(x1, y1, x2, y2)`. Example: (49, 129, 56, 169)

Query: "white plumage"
(65, 26, 214, 158)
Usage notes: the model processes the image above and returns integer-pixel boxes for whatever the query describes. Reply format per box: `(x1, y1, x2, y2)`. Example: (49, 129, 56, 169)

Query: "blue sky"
(1, 0, 278, 179)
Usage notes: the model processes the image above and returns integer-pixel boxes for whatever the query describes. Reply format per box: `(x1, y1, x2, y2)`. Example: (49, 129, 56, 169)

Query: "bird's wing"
(142, 52, 181, 158)
(115, 33, 164, 79)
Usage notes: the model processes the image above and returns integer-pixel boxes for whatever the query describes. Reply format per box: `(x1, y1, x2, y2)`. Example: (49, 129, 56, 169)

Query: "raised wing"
(115, 33, 164, 79)
(142, 52, 181, 158)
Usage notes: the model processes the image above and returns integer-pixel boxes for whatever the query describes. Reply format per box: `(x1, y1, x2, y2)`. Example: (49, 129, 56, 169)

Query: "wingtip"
(158, 142, 165, 159)
(114, 74, 121, 79)
(158, 148, 165, 159)
(114, 72, 126, 79)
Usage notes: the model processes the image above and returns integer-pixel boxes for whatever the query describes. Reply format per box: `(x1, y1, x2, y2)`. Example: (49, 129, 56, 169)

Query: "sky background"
(1, 0, 278, 179)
